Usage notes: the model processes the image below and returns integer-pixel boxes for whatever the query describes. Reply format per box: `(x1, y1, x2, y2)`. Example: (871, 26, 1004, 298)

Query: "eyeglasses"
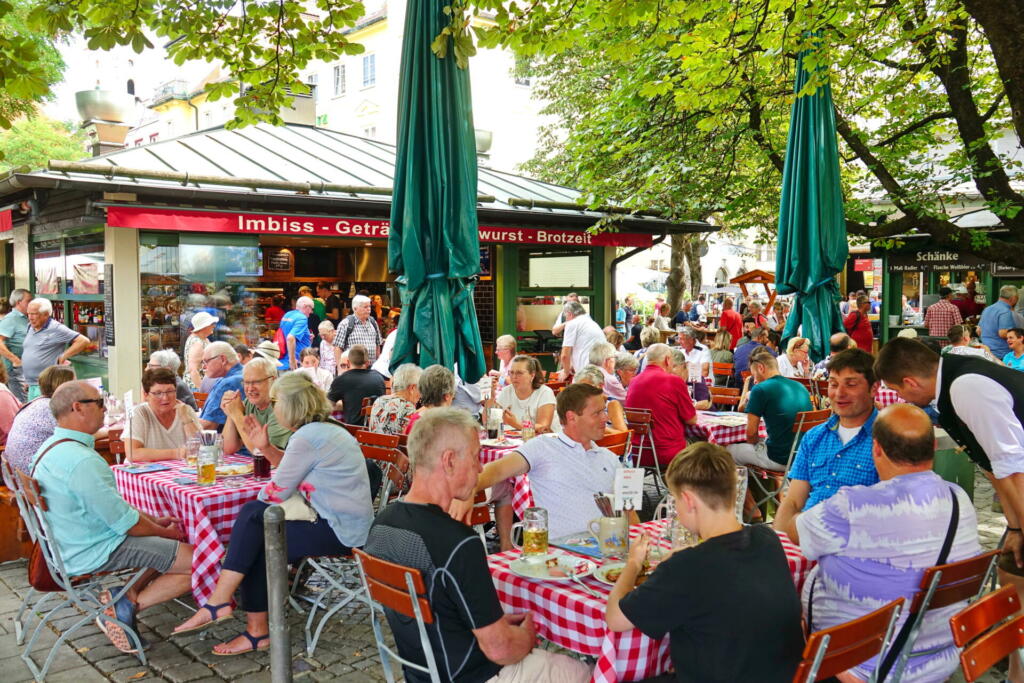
(78, 398, 106, 409)
(201, 355, 223, 365)
(148, 389, 177, 398)
(243, 377, 273, 387)
(507, 370, 530, 377)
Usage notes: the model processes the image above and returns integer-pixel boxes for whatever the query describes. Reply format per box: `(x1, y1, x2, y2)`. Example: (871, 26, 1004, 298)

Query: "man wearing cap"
(279, 296, 313, 371)
(184, 311, 218, 393)
(924, 287, 962, 338)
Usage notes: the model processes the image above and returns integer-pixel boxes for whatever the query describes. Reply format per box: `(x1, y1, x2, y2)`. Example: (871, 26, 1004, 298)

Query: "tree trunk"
(666, 234, 688, 315)
(684, 236, 704, 301)
(963, 0, 1024, 146)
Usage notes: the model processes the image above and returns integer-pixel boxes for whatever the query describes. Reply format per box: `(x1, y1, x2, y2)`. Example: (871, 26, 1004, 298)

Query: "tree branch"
(874, 111, 953, 147)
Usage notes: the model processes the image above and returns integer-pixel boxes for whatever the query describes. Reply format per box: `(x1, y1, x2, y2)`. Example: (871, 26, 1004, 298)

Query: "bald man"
(796, 404, 980, 682)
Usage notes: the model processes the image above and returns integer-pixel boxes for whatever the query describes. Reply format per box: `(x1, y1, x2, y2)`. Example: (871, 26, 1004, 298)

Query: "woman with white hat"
(184, 311, 218, 392)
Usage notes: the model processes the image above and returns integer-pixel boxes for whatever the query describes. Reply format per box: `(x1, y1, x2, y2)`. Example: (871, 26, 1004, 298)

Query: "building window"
(362, 54, 376, 88)
(333, 65, 346, 96)
(134, 138, 143, 147)
(364, 126, 376, 138)
(126, 79, 135, 95)
(149, 133, 159, 143)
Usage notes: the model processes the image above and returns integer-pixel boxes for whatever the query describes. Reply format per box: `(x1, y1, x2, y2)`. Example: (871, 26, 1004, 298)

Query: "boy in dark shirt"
(605, 442, 804, 683)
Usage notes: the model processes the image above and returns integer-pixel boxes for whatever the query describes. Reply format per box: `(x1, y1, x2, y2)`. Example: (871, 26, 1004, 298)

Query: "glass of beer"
(252, 448, 272, 481)
(196, 446, 217, 486)
(185, 436, 201, 469)
(511, 507, 548, 559)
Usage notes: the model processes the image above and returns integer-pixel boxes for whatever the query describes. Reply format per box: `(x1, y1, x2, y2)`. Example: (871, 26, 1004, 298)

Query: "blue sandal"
(212, 630, 270, 656)
(172, 602, 233, 636)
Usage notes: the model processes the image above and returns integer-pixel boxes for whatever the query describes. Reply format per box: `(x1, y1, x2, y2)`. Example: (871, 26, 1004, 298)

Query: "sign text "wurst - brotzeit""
(106, 207, 654, 248)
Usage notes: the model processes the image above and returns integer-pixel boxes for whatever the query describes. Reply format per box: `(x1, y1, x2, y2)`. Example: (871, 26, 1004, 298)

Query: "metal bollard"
(264, 504, 293, 683)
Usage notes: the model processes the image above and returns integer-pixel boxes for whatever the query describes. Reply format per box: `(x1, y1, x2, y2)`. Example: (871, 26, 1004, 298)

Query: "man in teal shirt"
(1003, 328, 1024, 371)
(32, 381, 193, 651)
(728, 347, 813, 471)
(0, 288, 31, 401)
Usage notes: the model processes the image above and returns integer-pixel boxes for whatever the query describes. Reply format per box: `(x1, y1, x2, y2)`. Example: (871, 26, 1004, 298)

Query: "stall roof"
(2, 123, 713, 236)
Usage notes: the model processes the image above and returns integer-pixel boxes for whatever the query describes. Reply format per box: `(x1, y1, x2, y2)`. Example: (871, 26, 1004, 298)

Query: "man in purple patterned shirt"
(797, 404, 980, 682)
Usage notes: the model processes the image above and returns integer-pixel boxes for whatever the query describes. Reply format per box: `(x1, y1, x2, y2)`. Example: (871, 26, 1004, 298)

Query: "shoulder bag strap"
(876, 486, 960, 681)
(28, 438, 78, 476)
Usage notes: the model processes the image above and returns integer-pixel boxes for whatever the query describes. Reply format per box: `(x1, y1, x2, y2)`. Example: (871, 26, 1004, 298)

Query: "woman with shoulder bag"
(171, 372, 375, 655)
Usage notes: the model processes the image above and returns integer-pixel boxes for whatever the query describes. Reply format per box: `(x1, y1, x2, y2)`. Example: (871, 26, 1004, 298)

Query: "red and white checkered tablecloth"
(113, 456, 263, 604)
(685, 411, 767, 446)
(876, 384, 906, 409)
(488, 520, 813, 683)
(480, 442, 534, 521)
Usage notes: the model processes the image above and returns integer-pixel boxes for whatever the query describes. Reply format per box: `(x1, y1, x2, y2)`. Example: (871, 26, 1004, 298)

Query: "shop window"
(64, 235, 104, 295)
(34, 238, 62, 295)
(139, 232, 264, 362)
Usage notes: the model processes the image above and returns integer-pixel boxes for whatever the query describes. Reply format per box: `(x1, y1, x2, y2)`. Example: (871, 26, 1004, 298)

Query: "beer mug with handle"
(510, 507, 549, 559)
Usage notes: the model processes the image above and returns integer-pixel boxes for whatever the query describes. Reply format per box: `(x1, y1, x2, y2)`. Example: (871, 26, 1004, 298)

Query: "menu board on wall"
(267, 248, 292, 272)
(103, 264, 115, 346)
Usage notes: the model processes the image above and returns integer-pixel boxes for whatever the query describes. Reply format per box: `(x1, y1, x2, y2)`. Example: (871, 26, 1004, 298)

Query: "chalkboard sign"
(104, 264, 115, 346)
(267, 248, 292, 272)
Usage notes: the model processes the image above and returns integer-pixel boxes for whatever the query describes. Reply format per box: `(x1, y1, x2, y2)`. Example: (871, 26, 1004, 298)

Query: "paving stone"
(82, 643, 129, 663)
(46, 665, 111, 682)
(94, 653, 145, 674)
(163, 662, 215, 683)
(110, 667, 159, 682)
(231, 672, 272, 683)
(210, 655, 261, 678)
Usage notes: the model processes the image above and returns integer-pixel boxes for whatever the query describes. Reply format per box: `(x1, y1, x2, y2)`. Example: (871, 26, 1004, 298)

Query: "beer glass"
(511, 507, 549, 558)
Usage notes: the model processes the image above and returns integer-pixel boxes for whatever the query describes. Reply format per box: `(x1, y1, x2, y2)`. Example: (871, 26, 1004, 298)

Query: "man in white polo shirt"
(450, 383, 636, 542)
(558, 300, 605, 382)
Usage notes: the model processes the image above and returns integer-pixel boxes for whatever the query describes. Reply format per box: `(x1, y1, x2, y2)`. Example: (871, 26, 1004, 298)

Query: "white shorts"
(486, 648, 592, 683)
(726, 441, 786, 472)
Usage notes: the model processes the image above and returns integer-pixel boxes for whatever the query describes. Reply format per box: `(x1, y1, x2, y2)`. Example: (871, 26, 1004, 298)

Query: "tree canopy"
(0, 0, 64, 128)
(462, 0, 1024, 267)
(0, 116, 85, 171)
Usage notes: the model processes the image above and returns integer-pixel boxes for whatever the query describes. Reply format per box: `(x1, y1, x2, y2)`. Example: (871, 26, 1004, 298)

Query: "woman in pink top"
(0, 363, 22, 444)
(402, 365, 454, 435)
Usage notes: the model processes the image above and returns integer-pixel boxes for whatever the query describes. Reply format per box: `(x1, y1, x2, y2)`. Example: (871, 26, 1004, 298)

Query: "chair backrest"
(912, 550, 1000, 613)
(1, 455, 35, 544)
(708, 386, 741, 409)
(793, 598, 904, 682)
(341, 423, 362, 437)
(712, 361, 734, 376)
(792, 377, 814, 391)
(791, 409, 833, 434)
(15, 469, 74, 590)
(469, 490, 490, 528)
(545, 380, 566, 392)
(595, 430, 632, 457)
(950, 585, 1024, 682)
(357, 430, 401, 449)
(353, 548, 442, 683)
(361, 396, 377, 418)
(360, 443, 408, 511)
(194, 392, 208, 409)
(623, 407, 656, 470)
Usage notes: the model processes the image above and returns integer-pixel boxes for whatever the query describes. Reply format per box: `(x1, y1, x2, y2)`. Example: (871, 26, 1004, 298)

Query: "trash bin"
(932, 427, 975, 501)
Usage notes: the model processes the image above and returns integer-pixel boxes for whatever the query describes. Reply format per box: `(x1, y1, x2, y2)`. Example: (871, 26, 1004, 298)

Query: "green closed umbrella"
(388, 0, 486, 382)
(776, 44, 848, 363)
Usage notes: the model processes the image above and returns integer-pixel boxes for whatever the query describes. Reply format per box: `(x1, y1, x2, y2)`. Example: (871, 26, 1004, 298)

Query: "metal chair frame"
(291, 554, 367, 657)
(746, 408, 831, 518)
(354, 549, 443, 683)
(795, 598, 904, 683)
(15, 468, 148, 681)
(885, 550, 999, 682)
(624, 407, 663, 493)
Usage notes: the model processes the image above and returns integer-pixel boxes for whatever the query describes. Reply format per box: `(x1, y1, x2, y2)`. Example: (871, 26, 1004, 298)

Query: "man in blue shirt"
(979, 284, 1019, 359)
(278, 296, 313, 371)
(0, 288, 31, 401)
(199, 341, 244, 430)
(774, 349, 881, 543)
(733, 326, 776, 385)
(32, 381, 192, 651)
(1004, 328, 1024, 371)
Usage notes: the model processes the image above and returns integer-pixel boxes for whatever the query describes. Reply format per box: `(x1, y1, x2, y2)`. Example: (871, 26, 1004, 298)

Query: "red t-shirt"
(264, 305, 285, 324)
(719, 309, 744, 350)
(844, 309, 874, 354)
(624, 365, 696, 466)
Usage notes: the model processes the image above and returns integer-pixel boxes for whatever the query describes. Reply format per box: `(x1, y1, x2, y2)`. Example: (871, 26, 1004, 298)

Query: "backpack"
(274, 325, 287, 358)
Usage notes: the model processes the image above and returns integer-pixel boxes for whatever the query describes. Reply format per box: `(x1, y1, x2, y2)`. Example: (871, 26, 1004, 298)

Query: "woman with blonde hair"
(776, 337, 811, 379)
(173, 372, 374, 654)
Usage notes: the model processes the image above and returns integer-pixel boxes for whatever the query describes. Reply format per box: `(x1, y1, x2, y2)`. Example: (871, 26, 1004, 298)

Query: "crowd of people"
(7, 286, 1024, 683)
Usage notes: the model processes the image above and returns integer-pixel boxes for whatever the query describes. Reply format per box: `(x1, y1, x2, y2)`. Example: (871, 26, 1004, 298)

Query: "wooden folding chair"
(341, 423, 363, 438)
(885, 549, 1000, 681)
(624, 407, 663, 492)
(353, 549, 442, 683)
(193, 392, 208, 409)
(708, 386, 741, 411)
(545, 380, 567, 393)
(361, 396, 377, 419)
(357, 430, 401, 450)
(595, 430, 632, 459)
(470, 490, 491, 545)
(794, 598, 904, 682)
(712, 361, 734, 387)
(361, 443, 408, 513)
(950, 584, 1024, 681)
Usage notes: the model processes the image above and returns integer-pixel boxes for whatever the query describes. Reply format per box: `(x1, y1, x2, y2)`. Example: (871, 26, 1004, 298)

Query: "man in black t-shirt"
(327, 344, 386, 425)
(365, 409, 590, 683)
(317, 282, 343, 324)
(606, 442, 803, 683)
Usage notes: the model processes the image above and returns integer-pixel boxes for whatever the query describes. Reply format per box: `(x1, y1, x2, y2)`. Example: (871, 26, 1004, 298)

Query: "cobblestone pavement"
(0, 470, 1010, 682)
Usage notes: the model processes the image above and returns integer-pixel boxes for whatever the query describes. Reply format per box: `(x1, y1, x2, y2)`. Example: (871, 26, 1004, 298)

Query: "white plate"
(593, 561, 627, 586)
(481, 438, 519, 447)
(508, 554, 596, 581)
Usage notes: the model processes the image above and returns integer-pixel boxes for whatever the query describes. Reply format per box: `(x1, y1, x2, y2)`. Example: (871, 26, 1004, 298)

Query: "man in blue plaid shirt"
(774, 349, 880, 543)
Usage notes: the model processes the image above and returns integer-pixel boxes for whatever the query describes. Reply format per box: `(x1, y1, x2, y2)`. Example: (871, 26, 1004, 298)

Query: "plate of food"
(216, 463, 253, 477)
(595, 561, 654, 586)
(508, 554, 596, 581)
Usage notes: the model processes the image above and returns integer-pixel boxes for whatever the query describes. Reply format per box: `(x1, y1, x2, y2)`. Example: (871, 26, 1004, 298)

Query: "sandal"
(96, 588, 141, 653)
(212, 630, 270, 656)
(172, 602, 234, 636)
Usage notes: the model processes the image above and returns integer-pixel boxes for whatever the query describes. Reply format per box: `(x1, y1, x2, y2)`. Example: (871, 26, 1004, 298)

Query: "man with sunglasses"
(30, 381, 193, 652)
(221, 357, 291, 461)
(198, 341, 244, 431)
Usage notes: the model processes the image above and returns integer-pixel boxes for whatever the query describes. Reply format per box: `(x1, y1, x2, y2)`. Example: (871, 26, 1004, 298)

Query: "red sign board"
(0, 210, 11, 233)
(105, 206, 654, 248)
(854, 258, 874, 272)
